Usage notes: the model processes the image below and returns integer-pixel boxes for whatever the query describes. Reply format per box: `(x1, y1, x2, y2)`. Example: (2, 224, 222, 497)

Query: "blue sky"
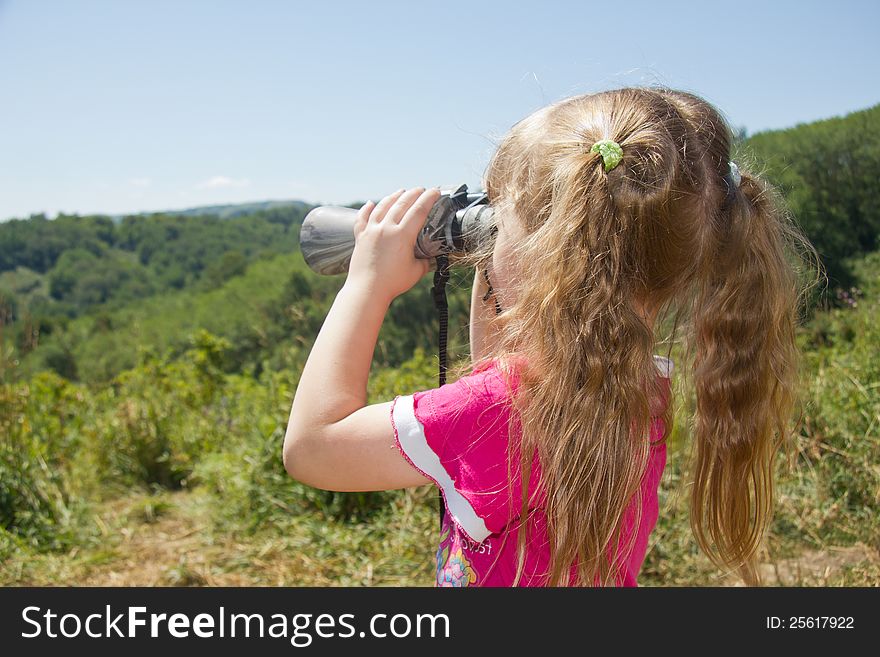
(1, 0, 877, 221)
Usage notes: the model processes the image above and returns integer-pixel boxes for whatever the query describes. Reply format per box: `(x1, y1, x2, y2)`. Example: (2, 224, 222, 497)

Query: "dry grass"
(1, 487, 438, 587)
(3, 486, 876, 587)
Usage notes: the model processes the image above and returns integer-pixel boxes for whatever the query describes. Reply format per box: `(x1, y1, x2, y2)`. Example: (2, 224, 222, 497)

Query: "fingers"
(367, 189, 406, 224)
(365, 187, 441, 228)
(380, 187, 425, 225)
(400, 187, 441, 231)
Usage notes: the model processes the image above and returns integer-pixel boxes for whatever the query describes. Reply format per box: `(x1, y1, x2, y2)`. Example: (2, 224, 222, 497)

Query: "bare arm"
(282, 188, 440, 492)
(282, 280, 431, 491)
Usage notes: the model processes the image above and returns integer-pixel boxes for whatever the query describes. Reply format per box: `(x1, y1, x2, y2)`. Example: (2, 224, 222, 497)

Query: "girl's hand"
(347, 187, 442, 304)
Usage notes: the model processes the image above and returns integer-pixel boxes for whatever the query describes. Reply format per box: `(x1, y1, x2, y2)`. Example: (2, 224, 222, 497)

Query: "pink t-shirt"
(391, 354, 674, 587)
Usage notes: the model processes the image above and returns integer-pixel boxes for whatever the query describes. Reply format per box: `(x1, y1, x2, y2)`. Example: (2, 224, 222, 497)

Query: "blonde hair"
(450, 87, 822, 586)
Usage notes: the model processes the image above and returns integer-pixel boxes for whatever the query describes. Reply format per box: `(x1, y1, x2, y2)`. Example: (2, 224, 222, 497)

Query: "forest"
(1, 104, 878, 585)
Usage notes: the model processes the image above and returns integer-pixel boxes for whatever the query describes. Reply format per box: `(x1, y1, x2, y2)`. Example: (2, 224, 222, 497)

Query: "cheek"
(490, 241, 506, 285)
(490, 214, 524, 292)
(490, 239, 516, 305)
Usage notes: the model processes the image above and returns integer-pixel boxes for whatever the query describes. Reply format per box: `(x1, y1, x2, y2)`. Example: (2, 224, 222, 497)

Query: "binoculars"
(300, 184, 495, 276)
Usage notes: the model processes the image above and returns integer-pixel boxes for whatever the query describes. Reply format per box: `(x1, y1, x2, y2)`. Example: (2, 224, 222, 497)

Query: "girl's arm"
(283, 187, 440, 492)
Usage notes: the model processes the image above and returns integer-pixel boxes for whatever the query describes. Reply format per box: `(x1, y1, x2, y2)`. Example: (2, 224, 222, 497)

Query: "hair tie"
(728, 161, 741, 187)
(721, 161, 742, 209)
(590, 139, 624, 172)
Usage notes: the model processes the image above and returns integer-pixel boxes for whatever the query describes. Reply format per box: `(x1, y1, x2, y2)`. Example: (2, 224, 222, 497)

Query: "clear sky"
(1, 0, 878, 221)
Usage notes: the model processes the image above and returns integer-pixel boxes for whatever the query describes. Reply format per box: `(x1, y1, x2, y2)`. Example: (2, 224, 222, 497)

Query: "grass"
(3, 482, 876, 587)
(2, 254, 878, 587)
(0, 487, 439, 587)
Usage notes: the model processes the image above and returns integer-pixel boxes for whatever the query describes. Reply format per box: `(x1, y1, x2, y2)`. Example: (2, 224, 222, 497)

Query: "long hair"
(450, 87, 822, 586)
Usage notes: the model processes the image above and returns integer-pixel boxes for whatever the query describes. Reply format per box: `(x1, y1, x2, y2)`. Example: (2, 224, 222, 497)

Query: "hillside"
(1, 102, 878, 587)
(737, 103, 880, 285)
(122, 199, 315, 221)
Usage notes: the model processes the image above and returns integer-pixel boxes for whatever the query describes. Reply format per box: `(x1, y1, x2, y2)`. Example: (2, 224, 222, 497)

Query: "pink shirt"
(391, 354, 674, 587)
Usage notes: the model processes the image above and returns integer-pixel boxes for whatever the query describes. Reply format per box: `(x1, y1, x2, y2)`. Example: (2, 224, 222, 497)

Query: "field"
(2, 104, 879, 586)
(2, 251, 878, 586)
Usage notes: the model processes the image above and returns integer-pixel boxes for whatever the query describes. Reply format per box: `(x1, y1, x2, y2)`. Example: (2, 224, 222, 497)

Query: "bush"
(0, 372, 88, 550)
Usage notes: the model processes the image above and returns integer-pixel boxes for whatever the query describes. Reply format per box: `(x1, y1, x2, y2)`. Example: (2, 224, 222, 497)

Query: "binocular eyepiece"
(299, 183, 495, 276)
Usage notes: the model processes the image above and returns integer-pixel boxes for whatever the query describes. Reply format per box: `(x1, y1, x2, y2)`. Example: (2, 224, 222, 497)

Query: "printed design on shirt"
(461, 533, 493, 555)
(435, 523, 479, 587)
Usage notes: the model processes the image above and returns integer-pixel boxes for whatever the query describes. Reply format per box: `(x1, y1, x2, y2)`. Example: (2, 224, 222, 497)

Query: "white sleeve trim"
(392, 394, 492, 543)
(653, 355, 674, 378)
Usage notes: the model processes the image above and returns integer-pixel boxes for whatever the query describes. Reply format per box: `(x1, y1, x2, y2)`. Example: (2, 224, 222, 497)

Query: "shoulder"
(392, 359, 523, 543)
(414, 357, 519, 421)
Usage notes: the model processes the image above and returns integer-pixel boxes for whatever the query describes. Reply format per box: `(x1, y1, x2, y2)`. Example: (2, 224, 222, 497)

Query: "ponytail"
(688, 168, 816, 585)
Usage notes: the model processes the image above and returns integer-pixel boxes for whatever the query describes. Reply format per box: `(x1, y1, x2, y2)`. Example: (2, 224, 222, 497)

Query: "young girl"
(283, 87, 818, 587)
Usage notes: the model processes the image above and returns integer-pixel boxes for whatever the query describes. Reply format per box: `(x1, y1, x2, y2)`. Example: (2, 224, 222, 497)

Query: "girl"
(283, 87, 819, 587)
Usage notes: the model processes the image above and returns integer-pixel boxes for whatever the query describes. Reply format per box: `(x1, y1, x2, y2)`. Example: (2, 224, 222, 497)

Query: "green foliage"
(1, 328, 450, 558)
(194, 347, 444, 529)
(48, 247, 154, 309)
(2, 104, 879, 581)
(0, 267, 48, 322)
(40, 344, 78, 380)
(1, 253, 877, 584)
(18, 256, 306, 382)
(368, 345, 446, 401)
(0, 372, 90, 550)
(0, 286, 17, 325)
(82, 331, 238, 490)
(740, 104, 880, 287)
(780, 252, 880, 544)
(10, 251, 474, 387)
(0, 213, 115, 274)
(201, 250, 248, 289)
(0, 206, 308, 323)
(4, 105, 875, 389)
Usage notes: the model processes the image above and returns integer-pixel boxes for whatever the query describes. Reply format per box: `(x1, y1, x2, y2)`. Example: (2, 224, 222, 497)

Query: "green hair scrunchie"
(590, 139, 624, 172)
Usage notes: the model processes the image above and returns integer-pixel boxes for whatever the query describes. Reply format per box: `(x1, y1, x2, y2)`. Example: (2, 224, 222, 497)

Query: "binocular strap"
(431, 256, 503, 532)
(482, 267, 503, 315)
(430, 254, 451, 530)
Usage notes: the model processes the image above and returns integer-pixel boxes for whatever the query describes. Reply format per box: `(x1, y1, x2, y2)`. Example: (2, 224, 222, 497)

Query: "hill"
(1, 102, 878, 385)
(118, 199, 315, 221)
